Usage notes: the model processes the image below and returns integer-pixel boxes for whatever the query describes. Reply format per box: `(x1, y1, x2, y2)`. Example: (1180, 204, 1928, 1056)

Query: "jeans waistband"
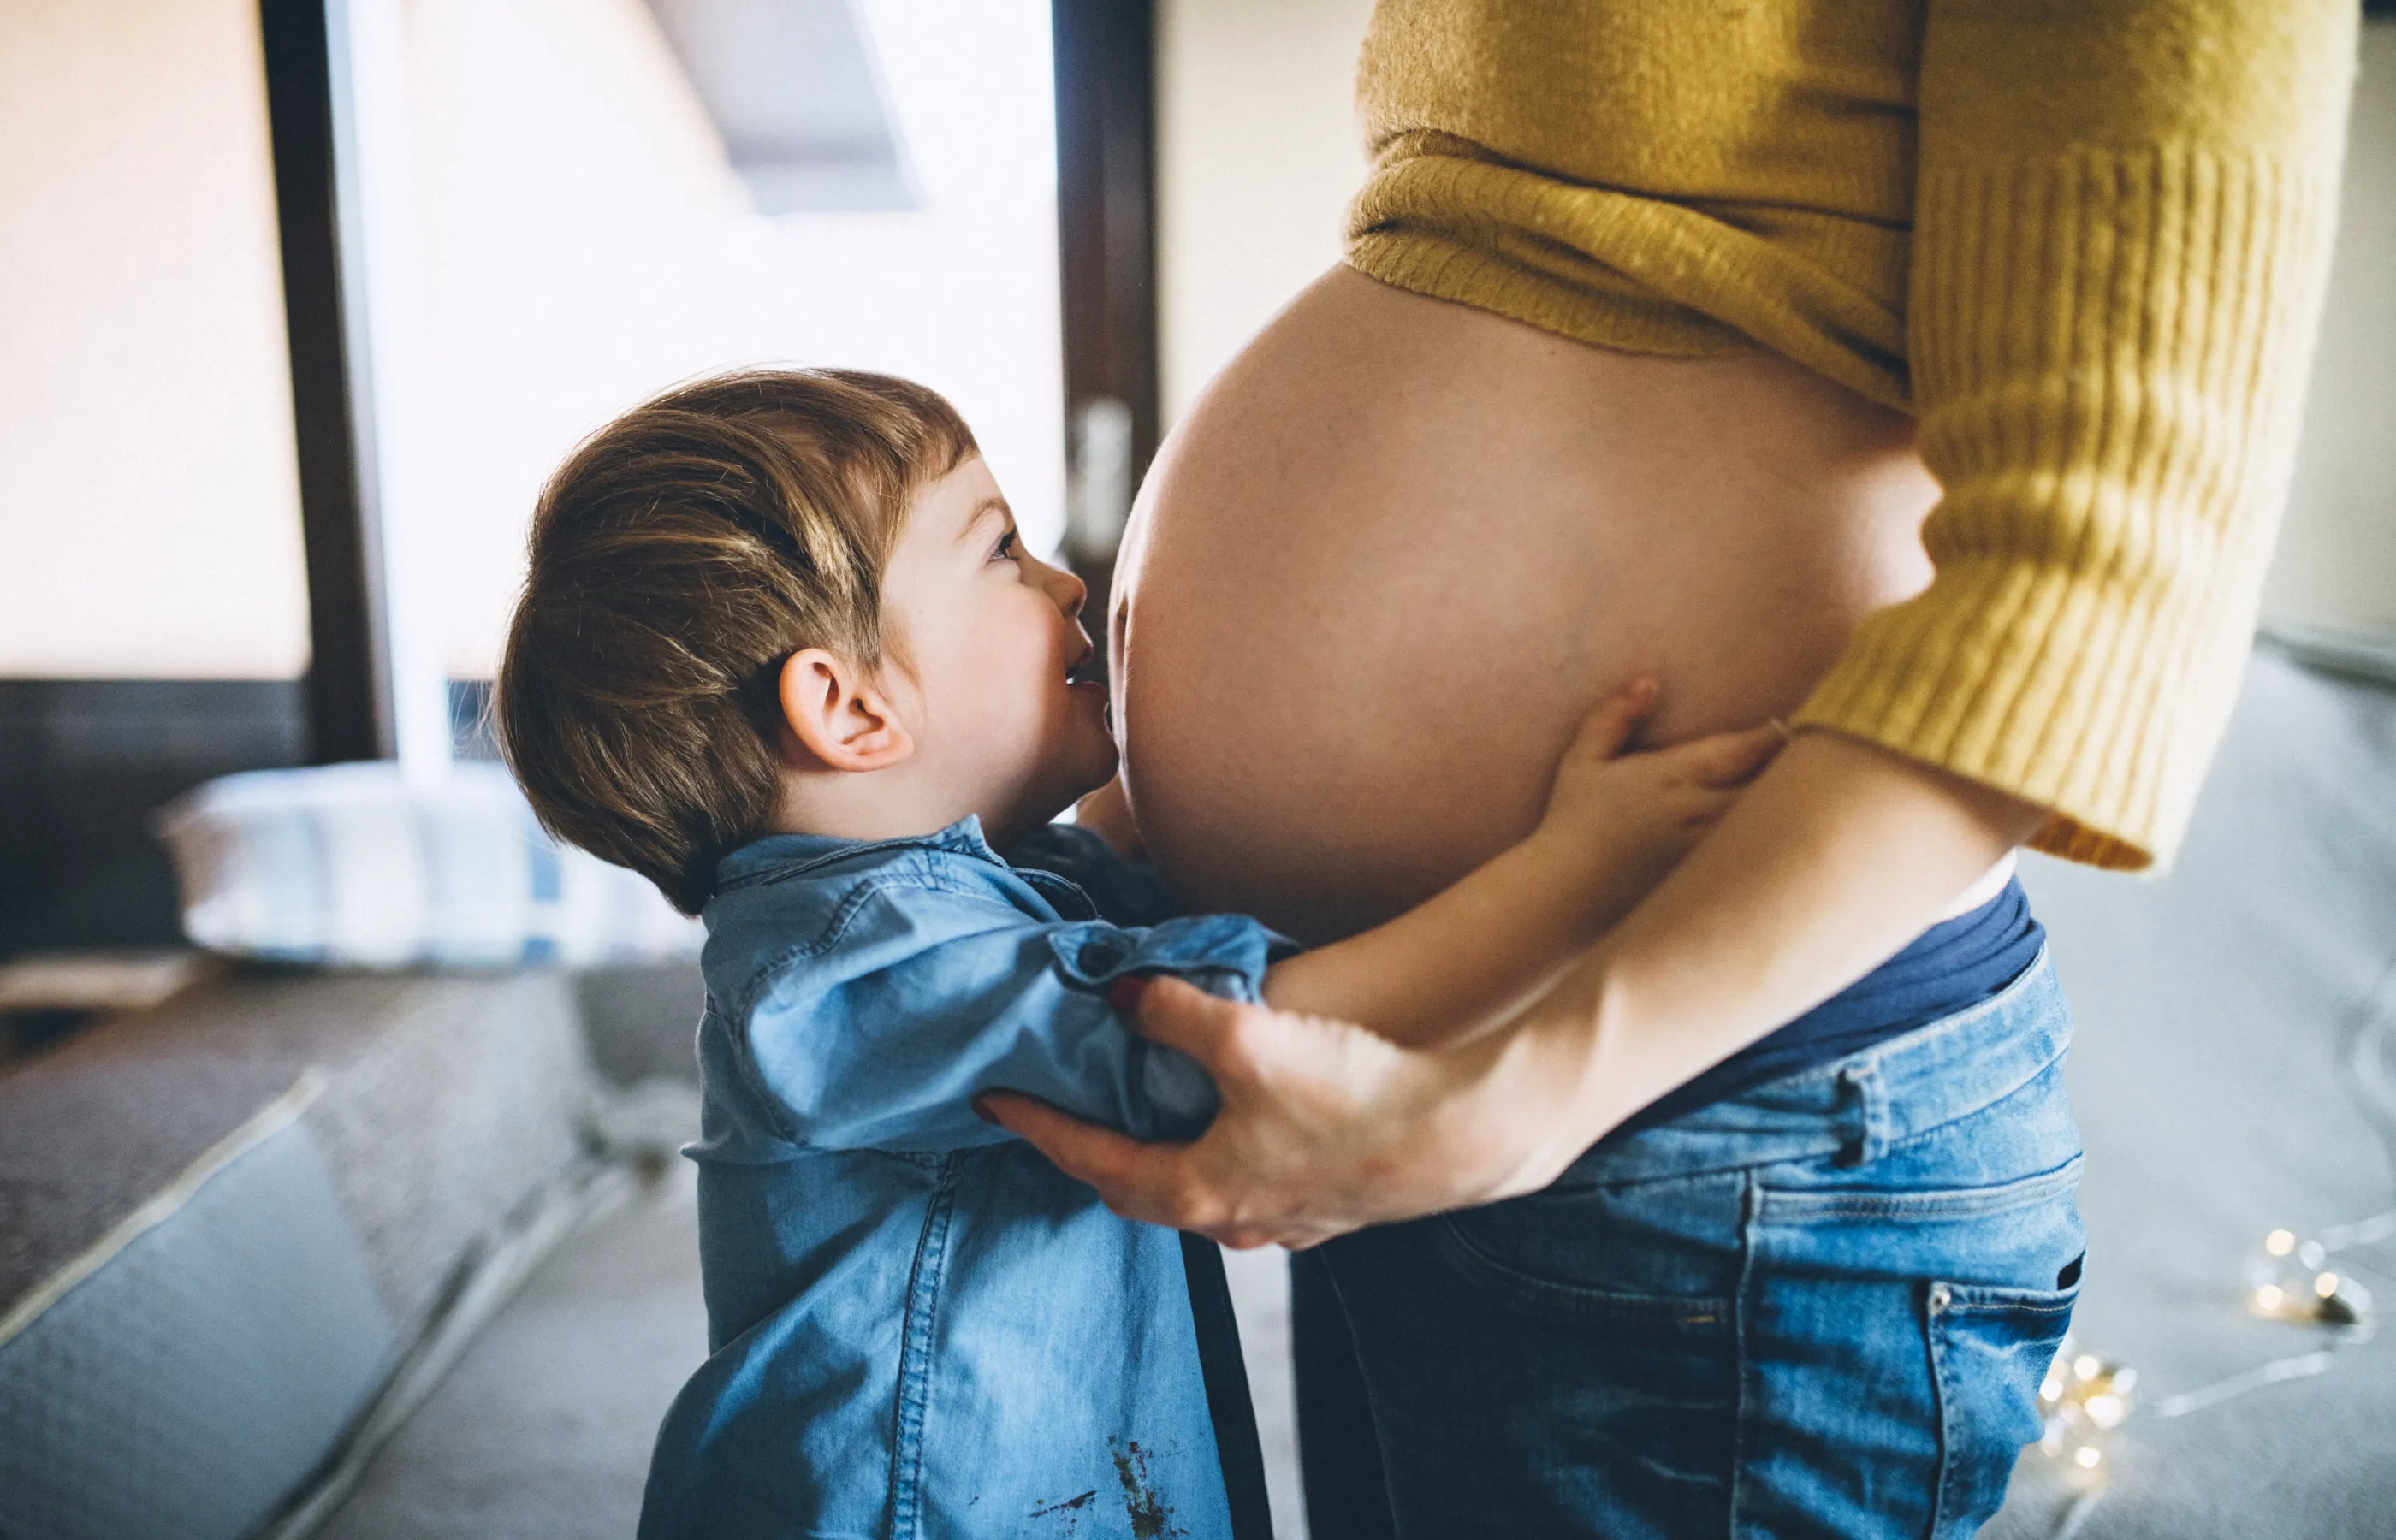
(1566, 950, 2068, 1187)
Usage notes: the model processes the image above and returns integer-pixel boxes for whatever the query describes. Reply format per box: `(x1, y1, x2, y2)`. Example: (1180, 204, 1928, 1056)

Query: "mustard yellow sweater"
(1348, 0, 2360, 868)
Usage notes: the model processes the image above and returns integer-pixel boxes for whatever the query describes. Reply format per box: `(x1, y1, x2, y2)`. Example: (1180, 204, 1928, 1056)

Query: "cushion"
(154, 762, 702, 968)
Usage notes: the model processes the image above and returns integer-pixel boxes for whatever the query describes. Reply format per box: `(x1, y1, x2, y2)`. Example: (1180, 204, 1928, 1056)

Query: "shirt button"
(1077, 940, 1121, 974)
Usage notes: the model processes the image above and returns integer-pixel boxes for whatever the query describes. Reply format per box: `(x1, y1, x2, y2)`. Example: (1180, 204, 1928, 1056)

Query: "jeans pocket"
(1423, 1215, 1739, 1530)
(1434, 1215, 1734, 1334)
(1927, 1278, 2078, 1537)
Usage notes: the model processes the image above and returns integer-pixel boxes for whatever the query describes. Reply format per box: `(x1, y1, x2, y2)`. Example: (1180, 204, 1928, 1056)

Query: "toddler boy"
(497, 369, 1777, 1539)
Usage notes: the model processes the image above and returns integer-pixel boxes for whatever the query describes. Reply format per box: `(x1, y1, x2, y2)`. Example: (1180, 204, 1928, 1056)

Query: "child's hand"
(1533, 678, 1785, 899)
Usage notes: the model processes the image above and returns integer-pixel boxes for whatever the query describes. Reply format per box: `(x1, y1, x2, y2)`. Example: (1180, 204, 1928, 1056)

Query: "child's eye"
(992, 528, 1018, 562)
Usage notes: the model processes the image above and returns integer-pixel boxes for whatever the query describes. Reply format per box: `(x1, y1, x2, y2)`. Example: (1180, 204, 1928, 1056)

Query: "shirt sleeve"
(1790, 0, 2360, 869)
(734, 890, 1296, 1153)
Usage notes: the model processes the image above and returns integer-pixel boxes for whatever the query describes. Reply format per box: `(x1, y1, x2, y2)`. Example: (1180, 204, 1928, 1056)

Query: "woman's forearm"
(1475, 729, 2048, 1187)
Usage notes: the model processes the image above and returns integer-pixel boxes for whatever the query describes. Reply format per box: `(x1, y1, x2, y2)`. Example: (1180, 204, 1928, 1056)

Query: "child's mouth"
(1065, 646, 1100, 688)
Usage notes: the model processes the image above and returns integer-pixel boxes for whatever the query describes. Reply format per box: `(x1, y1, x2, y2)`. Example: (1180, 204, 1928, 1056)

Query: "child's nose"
(1043, 559, 1087, 620)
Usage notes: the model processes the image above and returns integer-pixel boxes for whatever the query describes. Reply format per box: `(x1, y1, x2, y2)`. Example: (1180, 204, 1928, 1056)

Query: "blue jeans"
(1294, 955, 2083, 1538)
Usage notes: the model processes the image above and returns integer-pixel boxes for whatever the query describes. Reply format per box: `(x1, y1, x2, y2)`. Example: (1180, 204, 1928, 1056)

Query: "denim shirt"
(638, 817, 1292, 1540)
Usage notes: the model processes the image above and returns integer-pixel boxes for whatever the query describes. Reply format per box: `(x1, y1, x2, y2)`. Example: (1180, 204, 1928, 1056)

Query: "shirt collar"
(712, 814, 1004, 891)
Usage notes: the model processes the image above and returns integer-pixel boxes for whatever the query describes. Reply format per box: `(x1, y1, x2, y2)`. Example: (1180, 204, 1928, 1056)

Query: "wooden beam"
(1050, 0, 1159, 628)
(257, 0, 395, 763)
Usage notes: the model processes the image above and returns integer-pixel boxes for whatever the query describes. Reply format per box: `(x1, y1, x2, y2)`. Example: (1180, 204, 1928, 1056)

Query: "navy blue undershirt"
(1607, 877, 2045, 1140)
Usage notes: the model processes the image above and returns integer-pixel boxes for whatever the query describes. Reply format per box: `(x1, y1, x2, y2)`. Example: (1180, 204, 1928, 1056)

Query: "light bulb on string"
(2244, 1228, 2375, 1328)
(2037, 1333, 2135, 1476)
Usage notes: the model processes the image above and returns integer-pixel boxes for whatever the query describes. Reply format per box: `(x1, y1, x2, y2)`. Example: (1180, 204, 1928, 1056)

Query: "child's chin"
(1069, 708, 1119, 767)
(1030, 741, 1117, 822)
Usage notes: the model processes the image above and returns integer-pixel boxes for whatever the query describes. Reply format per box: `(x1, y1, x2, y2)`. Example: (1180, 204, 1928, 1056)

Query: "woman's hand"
(976, 974, 1572, 1248)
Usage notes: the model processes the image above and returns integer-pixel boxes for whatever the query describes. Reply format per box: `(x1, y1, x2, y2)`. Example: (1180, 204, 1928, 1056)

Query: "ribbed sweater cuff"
(1794, 145, 2338, 869)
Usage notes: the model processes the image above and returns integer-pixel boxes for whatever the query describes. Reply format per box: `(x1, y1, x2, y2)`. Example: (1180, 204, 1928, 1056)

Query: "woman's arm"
(978, 730, 2042, 1247)
(1460, 729, 2043, 1189)
(1787, 0, 2356, 871)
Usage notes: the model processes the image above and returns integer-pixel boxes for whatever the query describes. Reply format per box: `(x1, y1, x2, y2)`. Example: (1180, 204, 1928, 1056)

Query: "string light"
(2036, 1334, 2135, 1473)
(2244, 1227, 2377, 1328)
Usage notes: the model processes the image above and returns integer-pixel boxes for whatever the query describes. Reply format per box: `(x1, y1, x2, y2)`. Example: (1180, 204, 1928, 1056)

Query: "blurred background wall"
(1154, 0, 1373, 425)
(2266, 20, 2396, 635)
(379, 0, 1065, 682)
(0, 0, 312, 679)
(0, 0, 1064, 688)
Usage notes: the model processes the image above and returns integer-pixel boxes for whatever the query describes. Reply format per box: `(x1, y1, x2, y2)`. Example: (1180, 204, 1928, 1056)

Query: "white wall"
(0, 0, 312, 678)
(2264, 21, 2396, 637)
(381, 0, 1065, 679)
(1154, 0, 1376, 426)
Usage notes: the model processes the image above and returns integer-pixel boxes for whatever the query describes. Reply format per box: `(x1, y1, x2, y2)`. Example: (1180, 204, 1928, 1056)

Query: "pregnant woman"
(989, 3, 2359, 1535)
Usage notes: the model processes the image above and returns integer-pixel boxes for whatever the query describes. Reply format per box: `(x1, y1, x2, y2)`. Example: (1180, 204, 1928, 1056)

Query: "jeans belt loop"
(1831, 1059, 1883, 1168)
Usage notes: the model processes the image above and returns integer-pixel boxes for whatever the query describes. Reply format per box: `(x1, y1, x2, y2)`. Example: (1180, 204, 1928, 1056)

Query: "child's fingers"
(1674, 721, 1788, 787)
(1672, 782, 1743, 827)
(1564, 677, 1661, 764)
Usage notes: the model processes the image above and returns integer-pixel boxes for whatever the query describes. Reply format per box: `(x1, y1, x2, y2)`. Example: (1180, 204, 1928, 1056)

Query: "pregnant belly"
(1113, 267, 1942, 945)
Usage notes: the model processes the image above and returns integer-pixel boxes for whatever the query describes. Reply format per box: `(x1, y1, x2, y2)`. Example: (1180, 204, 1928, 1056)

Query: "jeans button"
(1077, 940, 1120, 974)
(1927, 1282, 1954, 1314)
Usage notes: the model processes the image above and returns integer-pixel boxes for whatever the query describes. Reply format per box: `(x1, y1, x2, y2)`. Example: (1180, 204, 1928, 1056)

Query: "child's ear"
(779, 649, 915, 772)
